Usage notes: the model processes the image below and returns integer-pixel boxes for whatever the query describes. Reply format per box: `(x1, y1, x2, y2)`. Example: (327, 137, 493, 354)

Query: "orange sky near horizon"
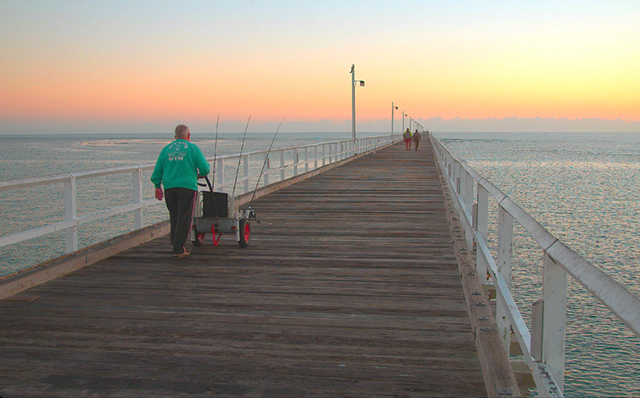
(1, 1, 639, 133)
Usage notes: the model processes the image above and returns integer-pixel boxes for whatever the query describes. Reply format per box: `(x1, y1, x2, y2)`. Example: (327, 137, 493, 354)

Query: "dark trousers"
(164, 188, 197, 254)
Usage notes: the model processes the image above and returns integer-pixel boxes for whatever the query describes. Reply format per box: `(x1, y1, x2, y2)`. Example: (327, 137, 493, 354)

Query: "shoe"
(173, 249, 191, 258)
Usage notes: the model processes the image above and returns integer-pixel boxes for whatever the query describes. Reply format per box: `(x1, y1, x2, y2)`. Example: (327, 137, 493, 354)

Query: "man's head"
(175, 124, 190, 141)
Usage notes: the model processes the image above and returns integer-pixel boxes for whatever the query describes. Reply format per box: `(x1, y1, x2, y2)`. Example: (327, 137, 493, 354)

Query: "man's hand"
(155, 187, 164, 201)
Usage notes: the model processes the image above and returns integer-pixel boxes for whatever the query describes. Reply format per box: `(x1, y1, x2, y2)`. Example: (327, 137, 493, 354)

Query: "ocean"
(1, 131, 639, 396)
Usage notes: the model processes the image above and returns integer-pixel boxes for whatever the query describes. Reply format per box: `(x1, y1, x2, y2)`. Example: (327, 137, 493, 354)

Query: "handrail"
(430, 134, 640, 397)
(0, 135, 397, 271)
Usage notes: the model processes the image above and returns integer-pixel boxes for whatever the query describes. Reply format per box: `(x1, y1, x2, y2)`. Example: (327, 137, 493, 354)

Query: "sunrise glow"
(1, 1, 639, 133)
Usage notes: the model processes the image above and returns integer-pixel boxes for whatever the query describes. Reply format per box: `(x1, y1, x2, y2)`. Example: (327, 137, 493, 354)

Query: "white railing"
(0, 135, 396, 268)
(430, 135, 640, 397)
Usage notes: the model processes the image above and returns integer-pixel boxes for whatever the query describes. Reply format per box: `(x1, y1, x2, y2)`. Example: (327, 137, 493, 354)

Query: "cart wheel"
(192, 232, 205, 246)
(238, 219, 250, 248)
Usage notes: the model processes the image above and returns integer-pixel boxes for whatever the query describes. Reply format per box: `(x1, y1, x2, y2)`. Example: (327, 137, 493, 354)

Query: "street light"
(350, 64, 365, 141)
(403, 113, 409, 133)
(391, 102, 398, 138)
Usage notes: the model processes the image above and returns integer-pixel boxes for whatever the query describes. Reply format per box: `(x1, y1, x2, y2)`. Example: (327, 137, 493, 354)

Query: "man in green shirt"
(151, 125, 210, 258)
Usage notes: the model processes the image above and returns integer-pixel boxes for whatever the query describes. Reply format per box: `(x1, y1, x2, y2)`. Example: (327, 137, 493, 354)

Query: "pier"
(0, 140, 517, 397)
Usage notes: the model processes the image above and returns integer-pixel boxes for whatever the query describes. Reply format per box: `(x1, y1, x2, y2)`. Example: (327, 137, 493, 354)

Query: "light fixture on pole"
(391, 102, 398, 138)
(402, 111, 406, 133)
(350, 64, 365, 141)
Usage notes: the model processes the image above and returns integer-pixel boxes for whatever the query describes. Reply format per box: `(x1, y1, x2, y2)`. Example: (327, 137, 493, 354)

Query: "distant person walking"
(413, 130, 421, 150)
(403, 128, 412, 150)
(151, 125, 210, 258)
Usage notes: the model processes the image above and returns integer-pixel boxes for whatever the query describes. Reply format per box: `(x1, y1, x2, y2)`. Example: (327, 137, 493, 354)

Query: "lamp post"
(391, 102, 398, 138)
(405, 114, 410, 133)
(350, 64, 365, 141)
(402, 111, 406, 133)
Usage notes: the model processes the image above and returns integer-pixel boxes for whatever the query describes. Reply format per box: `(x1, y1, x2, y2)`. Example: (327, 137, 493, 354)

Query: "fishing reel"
(245, 206, 259, 223)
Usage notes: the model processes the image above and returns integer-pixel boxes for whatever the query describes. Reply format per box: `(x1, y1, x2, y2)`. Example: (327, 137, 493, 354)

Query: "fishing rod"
(193, 116, 220, 225)
(211, 115, 220, 189)
(231, 115, 251, 197)
(248, 117, 285, 209)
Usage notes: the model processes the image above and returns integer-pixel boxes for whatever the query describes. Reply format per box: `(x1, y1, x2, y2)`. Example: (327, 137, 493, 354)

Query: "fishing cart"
(191, 177, 256, 248)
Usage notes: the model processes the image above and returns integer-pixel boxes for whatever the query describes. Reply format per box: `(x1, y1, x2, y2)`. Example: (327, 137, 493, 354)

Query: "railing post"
(293, 148, 299, 176)
(444, 154, 450, 176)
(133, 166, 143, 230)
(542, 252, 568, 392)
(462, 169, 475, 251)
(243, 154, 250, 193)
(216, 158, 225, 191)
(475, 185, 489, 283)
(64, 173, 78, 253)
(453, 162, 461, 194)
(314, 146, 318, 170)
(322, 144, 327, 166)
(463, 169, 474, 211)
(264, 156, 270, 186)
(304, 147, 309, 173)
(279, 150, 285, 181)
(496, 205, 514, 353)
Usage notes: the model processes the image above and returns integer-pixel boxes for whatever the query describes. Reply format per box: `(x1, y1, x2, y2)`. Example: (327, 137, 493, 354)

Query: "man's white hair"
(175, 124, 190, 139)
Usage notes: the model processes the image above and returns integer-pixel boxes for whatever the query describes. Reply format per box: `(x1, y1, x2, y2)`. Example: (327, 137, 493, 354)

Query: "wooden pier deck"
(0, 141, 489, 397)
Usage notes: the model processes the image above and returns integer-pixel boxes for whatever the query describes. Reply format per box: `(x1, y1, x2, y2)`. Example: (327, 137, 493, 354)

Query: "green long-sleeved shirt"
(150, 139, 210, 191)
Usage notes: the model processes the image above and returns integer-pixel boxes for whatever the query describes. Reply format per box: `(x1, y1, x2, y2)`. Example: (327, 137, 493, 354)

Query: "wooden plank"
(0, 222, 169, 300)
(0, 141, 489, 397)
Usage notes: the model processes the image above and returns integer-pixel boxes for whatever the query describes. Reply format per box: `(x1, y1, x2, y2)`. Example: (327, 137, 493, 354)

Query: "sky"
(1, 0, 639, 134)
